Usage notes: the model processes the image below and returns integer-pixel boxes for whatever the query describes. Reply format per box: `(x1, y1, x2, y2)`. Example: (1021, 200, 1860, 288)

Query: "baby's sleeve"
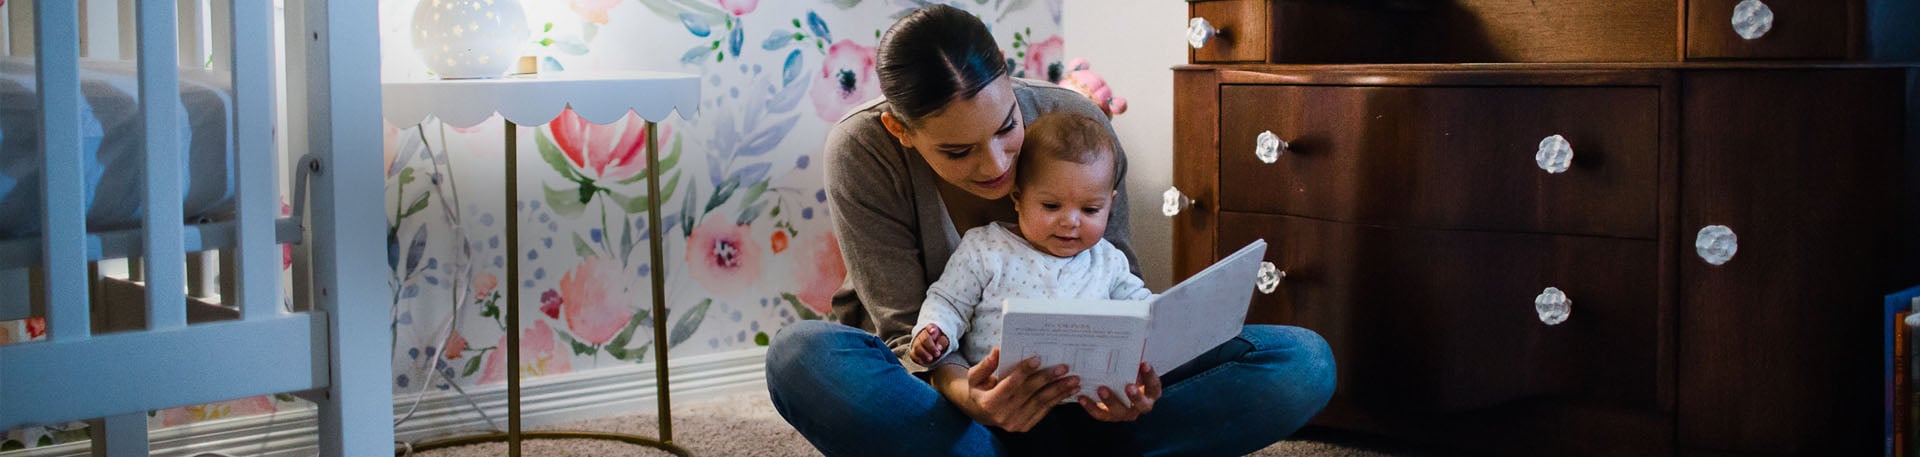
(913, 236, 992, 360)
(1106, 244, 1154, 301)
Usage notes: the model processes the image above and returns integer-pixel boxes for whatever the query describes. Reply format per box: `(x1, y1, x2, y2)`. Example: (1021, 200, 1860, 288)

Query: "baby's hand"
(911, 325, 950, 365)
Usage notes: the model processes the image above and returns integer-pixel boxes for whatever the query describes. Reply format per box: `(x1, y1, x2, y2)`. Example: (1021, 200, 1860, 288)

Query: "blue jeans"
(765, 320, 1336, 456)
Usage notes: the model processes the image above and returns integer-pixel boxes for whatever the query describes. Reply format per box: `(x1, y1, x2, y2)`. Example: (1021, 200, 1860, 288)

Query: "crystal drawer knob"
(1535, 287, 1571, 326)
(1257, 262, 1285, 294)
(1255, 130, 1287, 164)
(1535, 134, 1573, 174)
(1162, 187, 1194, 217)
(1732, 0, 1774, 40)
(1695, 225, 1739, 266)
(1187, 17, 1220, 49)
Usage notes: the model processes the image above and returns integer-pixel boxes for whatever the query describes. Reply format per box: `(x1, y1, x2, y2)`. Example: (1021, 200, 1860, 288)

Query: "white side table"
(383, 72, 700, 456)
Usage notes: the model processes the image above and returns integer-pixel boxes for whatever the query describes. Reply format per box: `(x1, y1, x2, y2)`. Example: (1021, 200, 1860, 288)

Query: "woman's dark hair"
(876, 4, 1008, 125)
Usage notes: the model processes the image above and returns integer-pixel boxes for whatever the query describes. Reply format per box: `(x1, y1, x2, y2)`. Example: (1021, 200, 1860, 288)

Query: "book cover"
(996, 240, 1269, 402)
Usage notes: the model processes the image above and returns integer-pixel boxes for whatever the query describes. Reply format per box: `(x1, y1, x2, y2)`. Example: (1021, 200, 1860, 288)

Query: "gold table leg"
(404, 119, 687, 456)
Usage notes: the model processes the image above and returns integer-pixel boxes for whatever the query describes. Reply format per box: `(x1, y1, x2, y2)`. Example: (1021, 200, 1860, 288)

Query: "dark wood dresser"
(1171, 1, 1920, 455)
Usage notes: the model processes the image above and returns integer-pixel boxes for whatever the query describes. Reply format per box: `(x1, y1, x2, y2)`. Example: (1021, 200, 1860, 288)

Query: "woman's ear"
(879, 112, 915, 148)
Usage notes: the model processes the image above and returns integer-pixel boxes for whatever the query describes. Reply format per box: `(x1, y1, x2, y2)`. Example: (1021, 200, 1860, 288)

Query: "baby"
(910, 113, 1151, 367)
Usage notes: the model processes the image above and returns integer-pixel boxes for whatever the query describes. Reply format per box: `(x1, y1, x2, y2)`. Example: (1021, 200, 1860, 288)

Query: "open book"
(994, 240, 1269, 401)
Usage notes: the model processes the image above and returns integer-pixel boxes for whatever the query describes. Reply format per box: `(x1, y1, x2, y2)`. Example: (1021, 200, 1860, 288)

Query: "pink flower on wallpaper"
(1023, 35, 1065, 83)
(161, 396, 277, 427)
(791, 231, 846, 316)
(478, 320, 573, 385)
(558, 257, 636, 345)
(548, 108, 668, 183)
(810, 40, 879, 122)
(473, 272, 499, 301)
(570, 0, 622, 24)
(445, 330, 469, 360)
(718, 0, 758, 16)
(685, 216, 763, 296)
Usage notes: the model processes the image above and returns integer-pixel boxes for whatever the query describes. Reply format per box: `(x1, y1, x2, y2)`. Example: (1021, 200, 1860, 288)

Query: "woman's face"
(881, 76, 1025, 200)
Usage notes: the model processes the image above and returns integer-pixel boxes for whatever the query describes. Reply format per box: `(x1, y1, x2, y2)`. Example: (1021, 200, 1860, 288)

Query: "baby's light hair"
(1016, 113, 1116, 189)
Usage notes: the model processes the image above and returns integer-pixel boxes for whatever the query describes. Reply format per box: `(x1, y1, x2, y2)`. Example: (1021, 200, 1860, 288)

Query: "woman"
(766, 5, 1335, 456)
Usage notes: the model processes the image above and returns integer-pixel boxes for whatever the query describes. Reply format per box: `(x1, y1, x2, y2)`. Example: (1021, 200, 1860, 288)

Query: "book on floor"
(996, 240, 1268, 402)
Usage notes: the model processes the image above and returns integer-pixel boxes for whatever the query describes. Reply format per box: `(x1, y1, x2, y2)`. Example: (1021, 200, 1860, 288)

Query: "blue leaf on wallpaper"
(736, 115, 799, 158)
(712, 112, 740, 160)
(807, 11, 832, 42)
(781, 49, 804, 85)
(681, 13, 712, 37)
(387, 228, 399, 271)
(680, 44, 714, 65)
(730, 162, 772, 187)
(424, 275, 439, 286)
(769, 66, 811, 113)
(708, 157, 727, 187)
(403, 284, 420, 299)
(728, 25, 745, 57)
(662, 212, 681, 237)
(405, 225, 428, 273)
(762, 30, 795, 51)
(542, 56, 566, 72)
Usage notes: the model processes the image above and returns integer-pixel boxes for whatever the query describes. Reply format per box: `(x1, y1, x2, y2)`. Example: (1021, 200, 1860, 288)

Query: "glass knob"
(1535, 134, 1573, 174)
(1255, 130, 1287, 164)
(1695, 225, 1739, 266)
(1188, 17, 1220, 49)
(1257, 261, 1285, 294)
(1535, 287, 1571, 326)
(1162, 187, 1194, 217)
(1732, 0, 1774, 40)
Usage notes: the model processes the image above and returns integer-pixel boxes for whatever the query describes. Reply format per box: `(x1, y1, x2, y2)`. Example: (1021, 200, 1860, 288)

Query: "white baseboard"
(8, 347, 769, 457)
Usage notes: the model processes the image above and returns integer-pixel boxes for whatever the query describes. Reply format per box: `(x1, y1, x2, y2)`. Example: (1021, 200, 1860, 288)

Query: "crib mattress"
(0, 58, 236, 240)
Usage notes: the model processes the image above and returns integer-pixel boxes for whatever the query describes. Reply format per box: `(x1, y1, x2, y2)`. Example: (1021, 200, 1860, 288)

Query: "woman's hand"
(930, 348, 1079, 432)
(1077, 362, 1161, 422)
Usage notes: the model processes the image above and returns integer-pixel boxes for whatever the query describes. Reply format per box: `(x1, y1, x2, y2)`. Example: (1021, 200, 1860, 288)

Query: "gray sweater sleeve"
(822, 115, 928, 357)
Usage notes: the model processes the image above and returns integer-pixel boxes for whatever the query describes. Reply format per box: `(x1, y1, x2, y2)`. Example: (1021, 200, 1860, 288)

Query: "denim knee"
(1243, 325, 1337, 408)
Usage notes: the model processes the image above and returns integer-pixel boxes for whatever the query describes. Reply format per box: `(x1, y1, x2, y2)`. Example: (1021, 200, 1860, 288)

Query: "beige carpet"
(405, 390, 1423, 456)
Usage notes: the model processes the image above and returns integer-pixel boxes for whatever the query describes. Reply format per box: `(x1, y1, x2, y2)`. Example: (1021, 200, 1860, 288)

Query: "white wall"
(1064, 0, 1186, 289)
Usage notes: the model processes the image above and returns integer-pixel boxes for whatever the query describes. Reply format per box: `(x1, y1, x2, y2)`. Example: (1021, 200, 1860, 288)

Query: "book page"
(1144, 240, 1267, 373)
(997, 299, 1150, 402)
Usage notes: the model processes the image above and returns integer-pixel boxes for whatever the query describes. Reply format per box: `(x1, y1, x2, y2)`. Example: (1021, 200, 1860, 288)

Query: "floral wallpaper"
(375, 0, 1065, 399)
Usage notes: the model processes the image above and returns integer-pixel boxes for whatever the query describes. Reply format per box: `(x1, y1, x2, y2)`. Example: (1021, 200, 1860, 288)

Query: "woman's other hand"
(1078, 362, 1161, 422)
(930, 347, 1079, 432)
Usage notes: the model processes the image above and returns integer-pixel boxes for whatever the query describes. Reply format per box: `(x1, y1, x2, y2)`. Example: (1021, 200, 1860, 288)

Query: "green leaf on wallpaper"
(740, 179, 770, 209)
(755, 331, 771, 346)
(562, 331, 598, 357)
(619, 218, 634, 265)
(770, 205, 781, 218)
(705, 175, 741, 213)
(606, 306, 653, 358)
(544, 22, 554, 33)
(1004, 0, 1035, 14)
(781, 293, 822, 321)
(463, 353, 485, 377)
(615, 136, 682, 186)
(399, 167, 417, 186)
(609, 190, 653, 214)
(573, 233, 597, 258)
(536, 131, 586, 183)
(792, 18, 802, 28)
(539, 38, 554, 47)
(736, 200, 768, 225)
(668, 299, 712, 348)
(1, 440, 22, 451)
(681, 179, 698, 237)
(608, 342, 651, 362)
(401, 192, 432, 219)
(543, 183, 589, 218)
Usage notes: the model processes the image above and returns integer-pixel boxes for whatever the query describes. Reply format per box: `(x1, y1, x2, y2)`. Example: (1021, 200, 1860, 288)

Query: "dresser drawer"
(1218, 211, 1662, 414)
(1686, 0, 1853, 60)
(1218, 84, 1660, 239)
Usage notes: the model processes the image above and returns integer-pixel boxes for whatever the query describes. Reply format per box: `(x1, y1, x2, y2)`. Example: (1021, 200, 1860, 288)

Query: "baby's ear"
(1010, 190, 1023, 207)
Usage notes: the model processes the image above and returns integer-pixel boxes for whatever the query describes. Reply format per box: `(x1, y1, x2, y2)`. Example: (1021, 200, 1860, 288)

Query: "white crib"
(0, 0, 389, 456)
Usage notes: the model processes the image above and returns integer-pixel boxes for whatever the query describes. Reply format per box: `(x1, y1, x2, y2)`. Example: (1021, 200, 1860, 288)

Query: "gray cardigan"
(822, 78, 1139, 368)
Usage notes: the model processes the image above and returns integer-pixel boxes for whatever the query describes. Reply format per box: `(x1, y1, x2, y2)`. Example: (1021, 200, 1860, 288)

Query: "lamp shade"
(411, 0, 529, 79)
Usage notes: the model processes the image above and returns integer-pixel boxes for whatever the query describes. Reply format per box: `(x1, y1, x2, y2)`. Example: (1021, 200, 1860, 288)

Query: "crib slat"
(0, 314, 325, 430)
(79, 0, 120, 60)
(36, 0, 92, 343)
(88, 413, 148, 457)
(231, 0, 278, 321)
(137, 0, 188, 331)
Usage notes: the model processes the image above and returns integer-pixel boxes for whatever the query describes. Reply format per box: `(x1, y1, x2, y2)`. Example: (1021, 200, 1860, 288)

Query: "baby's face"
(1012, 156, 1115, 258)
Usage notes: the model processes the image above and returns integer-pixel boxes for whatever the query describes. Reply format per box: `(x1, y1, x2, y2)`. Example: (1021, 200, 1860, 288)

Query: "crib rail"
(0, 0, 390, 455)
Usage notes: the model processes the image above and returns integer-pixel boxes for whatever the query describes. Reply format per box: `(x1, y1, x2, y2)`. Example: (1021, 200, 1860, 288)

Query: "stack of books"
(1887, 286, 1920, 457)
